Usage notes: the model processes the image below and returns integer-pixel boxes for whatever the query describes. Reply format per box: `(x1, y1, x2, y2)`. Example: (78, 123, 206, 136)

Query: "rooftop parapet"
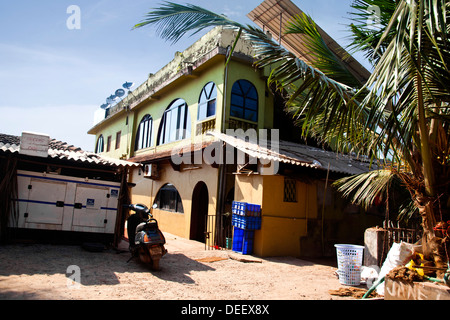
(89, 26, 257, 133)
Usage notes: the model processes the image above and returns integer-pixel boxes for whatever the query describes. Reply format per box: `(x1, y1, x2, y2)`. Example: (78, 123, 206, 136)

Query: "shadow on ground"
(0, 244, 216, 287)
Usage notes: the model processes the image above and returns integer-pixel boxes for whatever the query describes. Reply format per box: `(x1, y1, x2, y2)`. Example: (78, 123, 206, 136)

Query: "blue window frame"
(198, 82, 217, 120)
(230, 80, 258, 122)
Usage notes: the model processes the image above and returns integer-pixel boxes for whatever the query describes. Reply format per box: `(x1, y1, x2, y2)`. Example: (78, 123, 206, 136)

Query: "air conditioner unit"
(143, 164, 159, 179)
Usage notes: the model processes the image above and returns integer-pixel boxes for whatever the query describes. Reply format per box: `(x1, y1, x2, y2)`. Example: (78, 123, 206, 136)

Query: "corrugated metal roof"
(247, 0, 371, 84)
(0, 134, 139, 168)
(208, 132, 375, 175)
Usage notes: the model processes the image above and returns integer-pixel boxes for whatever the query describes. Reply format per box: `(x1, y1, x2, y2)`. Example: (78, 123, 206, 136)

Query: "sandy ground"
(0, 233, 359, 300)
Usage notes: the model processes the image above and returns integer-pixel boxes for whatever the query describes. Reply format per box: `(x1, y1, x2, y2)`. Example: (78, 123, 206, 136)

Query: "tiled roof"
(0, 133, 139, 168)
(0, 133, 20, 146)
(0, 133, 82, 152)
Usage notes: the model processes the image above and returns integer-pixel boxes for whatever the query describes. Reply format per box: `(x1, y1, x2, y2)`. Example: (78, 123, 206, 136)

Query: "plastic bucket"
(226, 237, 232, 249)
(335, 244, 364, 286)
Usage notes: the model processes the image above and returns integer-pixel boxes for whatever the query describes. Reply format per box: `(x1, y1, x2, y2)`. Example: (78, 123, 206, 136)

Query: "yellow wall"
(234, 174, 317, 257)
(129, 162, 219, 239)
(89, 33, 278, 245)
(94, 110, 134, 159)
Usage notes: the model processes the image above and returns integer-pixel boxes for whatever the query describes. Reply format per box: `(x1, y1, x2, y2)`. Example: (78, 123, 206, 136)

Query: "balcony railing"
(196, 118, 216, 135)
(227, 118, 258, 131)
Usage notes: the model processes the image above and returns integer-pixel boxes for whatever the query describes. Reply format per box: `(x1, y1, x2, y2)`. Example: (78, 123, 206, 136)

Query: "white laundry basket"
(335, 244, 365, 286)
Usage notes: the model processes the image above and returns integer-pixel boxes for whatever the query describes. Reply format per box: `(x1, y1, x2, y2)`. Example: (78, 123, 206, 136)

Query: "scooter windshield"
(134, 204, 147, 211)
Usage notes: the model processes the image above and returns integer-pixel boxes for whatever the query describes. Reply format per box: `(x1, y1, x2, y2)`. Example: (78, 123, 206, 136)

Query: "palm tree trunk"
(414, 57, 445, 269)
(416, 70, 435, 199)
(415, 193, 436, 241)
(415, 58, 437, 239)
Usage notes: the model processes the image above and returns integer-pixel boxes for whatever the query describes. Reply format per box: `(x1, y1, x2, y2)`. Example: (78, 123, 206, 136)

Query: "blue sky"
(0, 0, 370, 151)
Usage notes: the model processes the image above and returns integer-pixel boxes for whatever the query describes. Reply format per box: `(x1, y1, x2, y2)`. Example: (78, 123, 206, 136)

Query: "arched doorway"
(190, 182, 208, 242)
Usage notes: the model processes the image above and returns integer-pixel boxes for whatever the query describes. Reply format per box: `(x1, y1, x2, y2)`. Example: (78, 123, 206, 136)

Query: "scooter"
(125, 203, 167, 270)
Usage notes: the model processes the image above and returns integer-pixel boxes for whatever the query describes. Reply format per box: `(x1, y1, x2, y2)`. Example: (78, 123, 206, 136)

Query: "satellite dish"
(115, 89, 126, 97)
(123, 82, 134, 90)
(100, 103, 110, 110)
(106, 94, 117, 104)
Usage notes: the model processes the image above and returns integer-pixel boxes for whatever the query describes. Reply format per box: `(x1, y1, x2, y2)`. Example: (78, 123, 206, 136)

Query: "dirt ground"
(0, 233, 360, 300)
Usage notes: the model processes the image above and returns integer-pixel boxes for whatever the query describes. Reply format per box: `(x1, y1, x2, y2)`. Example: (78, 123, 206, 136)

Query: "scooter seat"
(136, 222, 146, 233)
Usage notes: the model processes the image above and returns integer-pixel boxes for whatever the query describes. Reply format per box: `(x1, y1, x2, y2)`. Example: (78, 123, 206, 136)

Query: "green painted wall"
(93, 110, 133, 159)
(91, 55, 275, 160)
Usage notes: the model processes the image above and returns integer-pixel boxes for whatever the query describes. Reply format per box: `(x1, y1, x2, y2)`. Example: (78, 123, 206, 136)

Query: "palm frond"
(256, 13, 378, 154)
(284, 13, 362, 87)
(134, 2, 372, 153)
(397, 200, 419, 223)
(136, 1, 450, 234)
(133, 2, 244, 43)
(369, 0, 450, 98)
(333, 168, 395, 210)
(347, 0, 398, 64)
(334, 166, 420, 222)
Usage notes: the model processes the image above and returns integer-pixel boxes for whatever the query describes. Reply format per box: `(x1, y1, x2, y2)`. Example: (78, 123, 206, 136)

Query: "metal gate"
(384, 220, 422, 246)
(204, 214, 232, 250)
(377, 220, 422, 266)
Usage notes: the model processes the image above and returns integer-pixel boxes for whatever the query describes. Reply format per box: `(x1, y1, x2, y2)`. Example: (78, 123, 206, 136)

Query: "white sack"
(375, 241, 414, 296)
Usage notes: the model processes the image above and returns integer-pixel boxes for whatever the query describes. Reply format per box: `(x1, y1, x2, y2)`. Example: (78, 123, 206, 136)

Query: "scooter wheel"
(152, 259, 160, 271)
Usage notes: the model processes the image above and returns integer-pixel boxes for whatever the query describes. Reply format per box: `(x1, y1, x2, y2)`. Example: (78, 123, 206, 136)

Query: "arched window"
(154, 183, 184, 213)
(198, 82, 217, 120)
(230, 79, 258, 122)
(95, 135, 104, 153)
(157, 98, 191, 145)
(135, 114, 153, 151)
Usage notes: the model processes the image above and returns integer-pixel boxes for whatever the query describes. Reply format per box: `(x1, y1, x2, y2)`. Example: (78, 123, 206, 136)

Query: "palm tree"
(345, 0, 450, 272)
(344, 0, 450, 240)
(134, 1, 450, 269)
